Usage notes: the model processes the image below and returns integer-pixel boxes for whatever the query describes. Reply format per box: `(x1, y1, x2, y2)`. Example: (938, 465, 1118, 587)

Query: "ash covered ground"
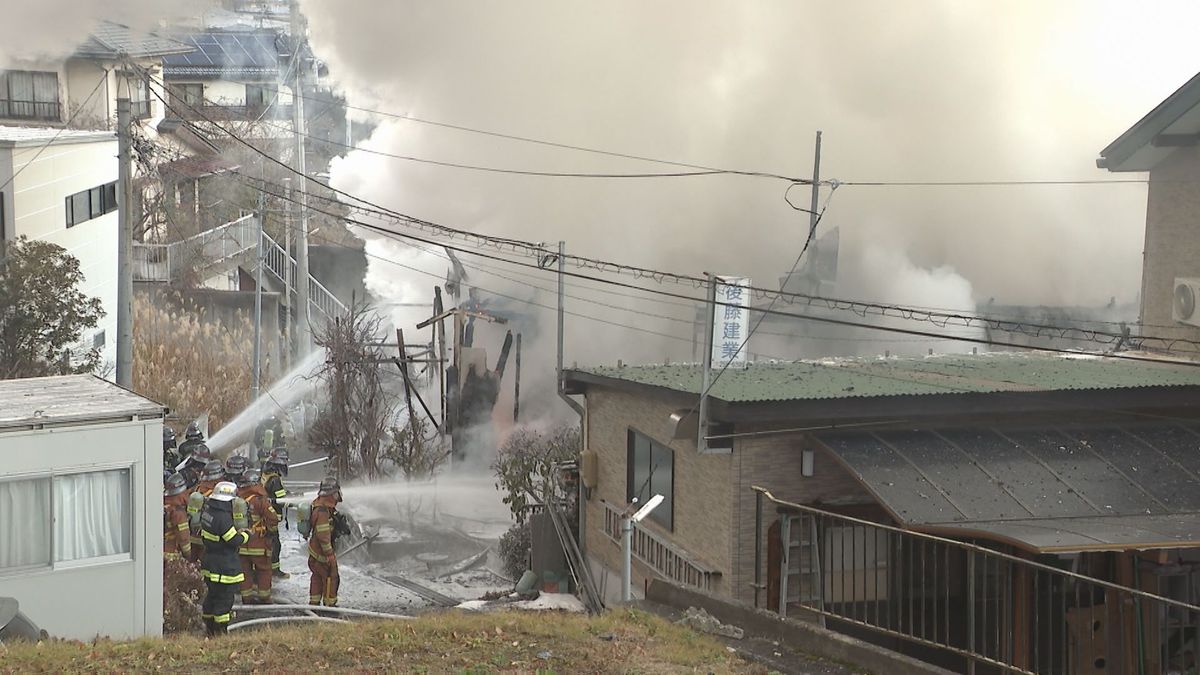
(268, 474, 516, 614)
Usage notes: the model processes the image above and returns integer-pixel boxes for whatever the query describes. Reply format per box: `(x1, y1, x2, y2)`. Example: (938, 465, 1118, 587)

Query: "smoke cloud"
(300, 1, 1198, 374)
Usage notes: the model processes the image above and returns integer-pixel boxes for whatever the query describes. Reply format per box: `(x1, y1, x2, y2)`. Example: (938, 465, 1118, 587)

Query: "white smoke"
(300, 1, 1199, 372)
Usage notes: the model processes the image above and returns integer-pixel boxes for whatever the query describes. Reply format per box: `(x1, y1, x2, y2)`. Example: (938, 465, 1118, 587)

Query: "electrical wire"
(0, 71, 108, 194)
(142, 69, 1200, 359)
(250, 180, 1200, 367)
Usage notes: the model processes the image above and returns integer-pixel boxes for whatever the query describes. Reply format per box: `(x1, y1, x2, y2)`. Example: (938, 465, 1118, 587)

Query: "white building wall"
(171, 78, 294, 106)
(10, 138, 119, 373)
(0, 419, 163, 639)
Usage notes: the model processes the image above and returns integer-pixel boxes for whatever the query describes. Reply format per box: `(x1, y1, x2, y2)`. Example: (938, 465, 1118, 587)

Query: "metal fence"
(133, 214, 346, 320)
(601, 500, 720, 592)
(753, 486, 1200, 675)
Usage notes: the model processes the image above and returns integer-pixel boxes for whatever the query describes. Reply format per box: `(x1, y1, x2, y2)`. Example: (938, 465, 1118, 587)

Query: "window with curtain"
(0, 478, 52, 570)
(0, 70, 59, 120)
(130, 77, 150, 119)
(53, 469, 131, 562)
(626, 429, 674, 530)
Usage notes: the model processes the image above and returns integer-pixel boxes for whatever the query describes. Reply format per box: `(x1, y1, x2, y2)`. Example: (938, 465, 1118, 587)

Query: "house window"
(65, 180, 118, 227)
(130, 77, 151, 119)
(245, 83, 277, 109)
(169, 83, 204, 110)
(627, 429, 674, 530)
(0, 477, 52, 570)
(53, 469, 132, 562)
(0, 70, 60, 121)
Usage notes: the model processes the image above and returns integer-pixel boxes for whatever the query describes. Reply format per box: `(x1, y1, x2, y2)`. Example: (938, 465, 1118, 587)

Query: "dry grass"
(133, 292, 269, 434)
(0, 609, 763, 674)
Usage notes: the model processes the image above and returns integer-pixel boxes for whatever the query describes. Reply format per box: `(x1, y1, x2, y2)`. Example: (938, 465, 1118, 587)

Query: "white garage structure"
(0, 375, 165, 639)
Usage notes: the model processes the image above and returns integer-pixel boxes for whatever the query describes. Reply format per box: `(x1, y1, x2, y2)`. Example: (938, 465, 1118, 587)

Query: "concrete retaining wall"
(646, 579, 957, 675)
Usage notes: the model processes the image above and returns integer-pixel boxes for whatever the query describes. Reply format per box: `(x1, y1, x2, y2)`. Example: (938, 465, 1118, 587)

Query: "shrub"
(497, 520, 532, 581)
(163, 557, 205, 634)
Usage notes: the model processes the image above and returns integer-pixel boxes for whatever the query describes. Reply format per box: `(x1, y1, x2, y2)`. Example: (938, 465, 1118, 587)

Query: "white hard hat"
(210, 481, 237, 502)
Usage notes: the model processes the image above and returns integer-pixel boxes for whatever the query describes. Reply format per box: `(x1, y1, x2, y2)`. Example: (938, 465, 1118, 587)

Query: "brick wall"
(730, 432, 873, 605)
(1143, 146, 1200, 343)
(583, 385, 733, 596)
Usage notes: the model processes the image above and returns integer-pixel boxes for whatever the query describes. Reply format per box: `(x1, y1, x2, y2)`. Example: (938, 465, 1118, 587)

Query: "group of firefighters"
(162, 420, 346, 636)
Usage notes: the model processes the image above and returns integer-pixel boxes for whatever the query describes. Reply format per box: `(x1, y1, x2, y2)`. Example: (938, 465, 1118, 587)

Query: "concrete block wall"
(1144, 146, 1200, 345)
(731, 433, 873, 605)
(583, 385, 733, 597)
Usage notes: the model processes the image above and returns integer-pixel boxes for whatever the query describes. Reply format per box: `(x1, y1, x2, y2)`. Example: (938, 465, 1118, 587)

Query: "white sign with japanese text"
(712, 276, 751, 369)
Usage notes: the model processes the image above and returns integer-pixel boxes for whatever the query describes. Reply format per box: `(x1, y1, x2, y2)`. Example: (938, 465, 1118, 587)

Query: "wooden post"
(434, 286, 446, 428)
(397, 329, 419, 442)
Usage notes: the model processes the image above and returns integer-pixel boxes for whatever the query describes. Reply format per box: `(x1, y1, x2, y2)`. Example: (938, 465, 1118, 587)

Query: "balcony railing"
(0, 100, 61, 122)
(601, 500, 720, 592)
(133, 214, 346, 320)
(169, 99, 292, 122)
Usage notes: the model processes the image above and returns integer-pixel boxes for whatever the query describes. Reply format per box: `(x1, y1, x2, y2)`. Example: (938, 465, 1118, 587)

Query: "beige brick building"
(1098, 71, 1200, 342)
(565, 352, 1200, 611)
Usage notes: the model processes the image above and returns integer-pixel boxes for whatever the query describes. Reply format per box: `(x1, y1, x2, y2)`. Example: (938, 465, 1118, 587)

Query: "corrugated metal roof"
(74, 21, 193, 59)
(816, 425, 1200, 552)
(162, 30, 286, 77)
(0, 375, 164, 431)
(573, 352, 1200, 402)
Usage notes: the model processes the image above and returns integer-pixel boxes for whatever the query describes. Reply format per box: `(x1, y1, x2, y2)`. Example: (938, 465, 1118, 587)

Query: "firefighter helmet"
(200, 459, 225, 482)
(163, 426, 177, 449)
(164, 472, 188, 496)
(265, 448, 290, 476)
(238, 467, 262, 487)
(317, 477, 341, 497)
(189, 442, 213, 463)
(225, 454, 248, 478)
(184, 421, 204, 441)
(210, 481, 237, 502)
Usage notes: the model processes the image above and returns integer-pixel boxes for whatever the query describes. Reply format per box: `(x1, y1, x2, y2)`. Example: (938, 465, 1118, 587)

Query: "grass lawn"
(0, 608, 767, 674)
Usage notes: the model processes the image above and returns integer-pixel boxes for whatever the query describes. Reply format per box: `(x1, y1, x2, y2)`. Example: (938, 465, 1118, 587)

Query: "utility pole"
(115, 97, 133, 387)
(697, 273, 716, 453)
(806, 131, 823, 280)
(290, 0, 311, 357)
(556, 240, 583, 416)
(251, 192, 265, 400)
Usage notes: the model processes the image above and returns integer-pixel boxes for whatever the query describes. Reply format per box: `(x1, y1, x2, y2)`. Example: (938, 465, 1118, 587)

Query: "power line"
(143, 72, 1200, 357)
(839, 179, 1150, 187)
(251, 181, 1200, 367)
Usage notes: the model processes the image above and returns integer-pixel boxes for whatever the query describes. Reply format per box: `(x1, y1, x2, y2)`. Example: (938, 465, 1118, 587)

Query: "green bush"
(497, 520, 532, 581)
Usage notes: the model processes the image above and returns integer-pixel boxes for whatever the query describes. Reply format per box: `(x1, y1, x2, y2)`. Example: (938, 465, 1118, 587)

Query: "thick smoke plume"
(304, 2, 1198, 374)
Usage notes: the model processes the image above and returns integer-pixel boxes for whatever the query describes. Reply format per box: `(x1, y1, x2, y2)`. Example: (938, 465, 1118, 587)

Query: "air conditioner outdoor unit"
(1173, 277, 1200, 327)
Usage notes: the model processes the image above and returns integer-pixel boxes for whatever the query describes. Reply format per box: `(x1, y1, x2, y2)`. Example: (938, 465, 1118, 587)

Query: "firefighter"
(177, 422, 206, 461)
(307, 477, 342, 606)
(177, 443, 213, 490)
(186, 460, 226, 562)
(224, 454, 248, 483)
(235, 468, 279, 604)
(199, 481, 249, 636)
(262, 448, 290, 578)
(253, 415, 284, 458)
(163, 472, 191, 563)
(163, 426, 179, 473)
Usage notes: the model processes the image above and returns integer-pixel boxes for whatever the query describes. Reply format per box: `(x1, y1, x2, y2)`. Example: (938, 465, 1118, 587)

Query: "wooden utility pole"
(115, 96, 133, 387)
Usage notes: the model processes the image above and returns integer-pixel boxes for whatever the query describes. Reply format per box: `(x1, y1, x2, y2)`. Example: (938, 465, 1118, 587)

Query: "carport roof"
(0, 375, 164, 431)
(815, 424, 1200, 553)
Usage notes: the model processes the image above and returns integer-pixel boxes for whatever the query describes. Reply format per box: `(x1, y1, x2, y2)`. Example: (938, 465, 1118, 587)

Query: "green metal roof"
(572, 352, 1200, 403)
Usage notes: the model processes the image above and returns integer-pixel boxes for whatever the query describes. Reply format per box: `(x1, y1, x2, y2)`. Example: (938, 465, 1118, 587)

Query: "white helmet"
(210, 481, 237, 502)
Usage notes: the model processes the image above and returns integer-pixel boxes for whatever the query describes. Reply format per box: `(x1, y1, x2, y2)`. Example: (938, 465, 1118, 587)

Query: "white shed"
(0, 375, 165, 639)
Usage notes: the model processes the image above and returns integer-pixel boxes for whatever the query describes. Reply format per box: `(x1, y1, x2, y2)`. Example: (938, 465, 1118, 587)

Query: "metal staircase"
(133, 214, 346, 319)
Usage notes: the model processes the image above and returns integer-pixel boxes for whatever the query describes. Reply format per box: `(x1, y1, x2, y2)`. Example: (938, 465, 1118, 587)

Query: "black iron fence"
(753, 486, 1200, 674)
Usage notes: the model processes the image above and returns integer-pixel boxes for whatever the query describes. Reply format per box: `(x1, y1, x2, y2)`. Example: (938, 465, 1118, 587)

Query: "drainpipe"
(621, 515, 633, 602)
